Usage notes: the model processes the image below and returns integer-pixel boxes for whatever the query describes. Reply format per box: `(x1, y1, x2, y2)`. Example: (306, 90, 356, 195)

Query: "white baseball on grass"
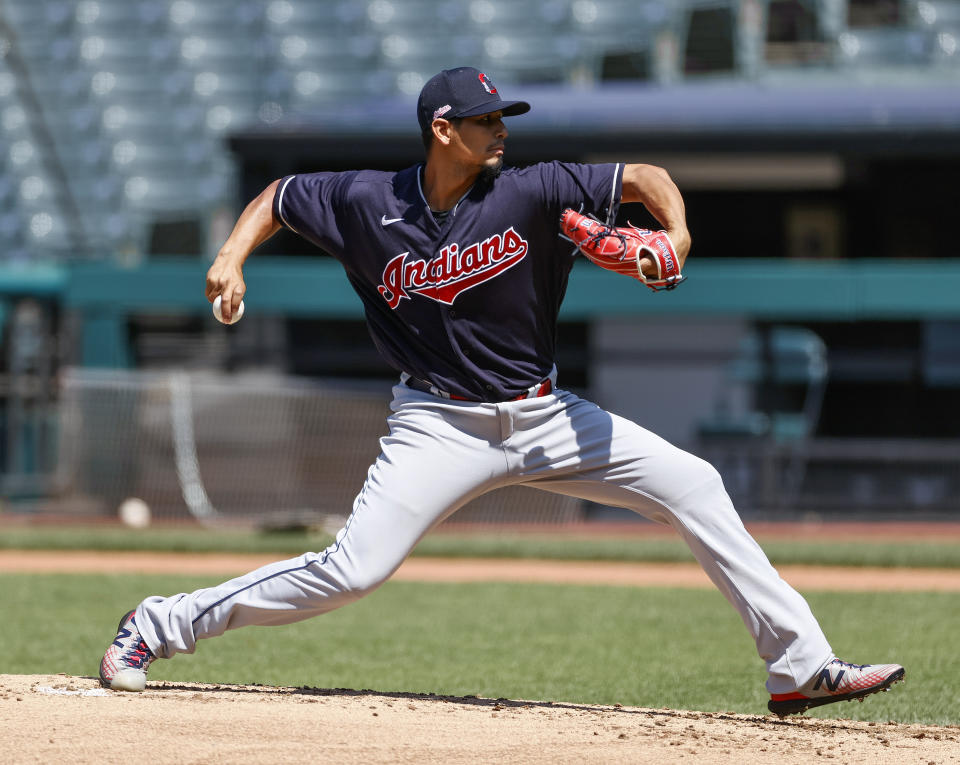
(118, 497, 152, 529)
(213, 294, 244, 324)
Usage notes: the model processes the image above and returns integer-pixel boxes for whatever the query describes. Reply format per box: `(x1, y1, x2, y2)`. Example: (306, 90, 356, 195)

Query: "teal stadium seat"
(697, 326, 829, 508)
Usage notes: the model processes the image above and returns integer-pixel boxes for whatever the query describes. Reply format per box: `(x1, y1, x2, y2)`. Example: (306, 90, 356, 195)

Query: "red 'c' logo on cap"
(478, 73, 497, 94)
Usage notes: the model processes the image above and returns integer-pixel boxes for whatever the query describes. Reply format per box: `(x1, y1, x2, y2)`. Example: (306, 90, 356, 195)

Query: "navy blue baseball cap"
(417, 67, 531, 132)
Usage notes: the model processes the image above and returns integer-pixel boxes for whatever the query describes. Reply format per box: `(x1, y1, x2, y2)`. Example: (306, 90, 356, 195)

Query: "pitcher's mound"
(2, 674, 955, 764)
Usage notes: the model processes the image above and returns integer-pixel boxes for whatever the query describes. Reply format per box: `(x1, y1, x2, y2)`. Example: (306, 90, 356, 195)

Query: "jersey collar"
(416, 163, 476, 219)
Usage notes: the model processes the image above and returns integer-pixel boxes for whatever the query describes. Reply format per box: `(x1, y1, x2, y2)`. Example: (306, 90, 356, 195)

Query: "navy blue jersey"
(274, 161, 623, 401)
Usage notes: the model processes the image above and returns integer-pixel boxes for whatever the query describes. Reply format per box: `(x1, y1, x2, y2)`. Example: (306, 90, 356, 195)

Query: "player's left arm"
(621, 164, 691, 270)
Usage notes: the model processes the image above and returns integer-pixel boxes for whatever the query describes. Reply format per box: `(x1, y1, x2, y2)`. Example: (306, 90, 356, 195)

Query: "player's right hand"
(205, 254, 246, 324)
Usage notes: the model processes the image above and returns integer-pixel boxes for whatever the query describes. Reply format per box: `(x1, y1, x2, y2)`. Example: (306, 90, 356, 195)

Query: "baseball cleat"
(99, 609, 156, 692)
(768, 658, 904, 717)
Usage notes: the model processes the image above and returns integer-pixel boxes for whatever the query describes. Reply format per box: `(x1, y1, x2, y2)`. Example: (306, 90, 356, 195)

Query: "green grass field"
(1, 572, 954, 725)
(3, 524, 960, 568)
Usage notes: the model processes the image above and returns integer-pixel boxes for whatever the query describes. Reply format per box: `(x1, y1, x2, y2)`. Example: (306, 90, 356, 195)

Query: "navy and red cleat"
(768, 658, 905, 717)
(99, 609, 156, 692)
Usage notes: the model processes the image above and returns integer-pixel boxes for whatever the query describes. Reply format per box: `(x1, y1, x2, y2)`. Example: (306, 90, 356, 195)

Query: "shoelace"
(830, 659, 868, 671)
(121, 639, 154, 669)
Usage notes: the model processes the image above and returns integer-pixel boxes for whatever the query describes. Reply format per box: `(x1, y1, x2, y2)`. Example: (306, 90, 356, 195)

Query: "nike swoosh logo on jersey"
(381, 215, 403, 226)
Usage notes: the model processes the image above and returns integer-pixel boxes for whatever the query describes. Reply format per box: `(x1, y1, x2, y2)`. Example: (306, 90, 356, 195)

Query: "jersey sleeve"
(539, 161, 623, 224)
(272, 171, 356, 256)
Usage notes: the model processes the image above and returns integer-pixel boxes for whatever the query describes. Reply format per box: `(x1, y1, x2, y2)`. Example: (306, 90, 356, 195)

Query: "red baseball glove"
(560, 209, 686, 291)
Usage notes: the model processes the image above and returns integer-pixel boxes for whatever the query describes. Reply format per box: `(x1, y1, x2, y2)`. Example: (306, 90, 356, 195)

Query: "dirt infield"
(3, 549, 960, 591)
(3, 673, 957, 764)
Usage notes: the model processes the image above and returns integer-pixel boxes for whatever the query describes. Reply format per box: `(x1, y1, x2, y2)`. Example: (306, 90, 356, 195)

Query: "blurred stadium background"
(1, 0, 959, 527)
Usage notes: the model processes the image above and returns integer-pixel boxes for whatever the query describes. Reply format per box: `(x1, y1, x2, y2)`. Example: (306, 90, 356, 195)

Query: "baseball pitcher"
(99, 68, 903, 717)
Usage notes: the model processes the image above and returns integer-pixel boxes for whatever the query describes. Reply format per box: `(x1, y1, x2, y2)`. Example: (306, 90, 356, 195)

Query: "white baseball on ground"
(118, 497, 152, 528)
(213, 294, 244, 325)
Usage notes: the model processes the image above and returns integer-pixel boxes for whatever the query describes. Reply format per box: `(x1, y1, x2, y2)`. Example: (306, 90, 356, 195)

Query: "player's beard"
(479, 157, 503, 185)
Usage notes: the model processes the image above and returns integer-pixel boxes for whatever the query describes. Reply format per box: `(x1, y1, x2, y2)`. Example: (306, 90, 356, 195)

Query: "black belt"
(402, 372, 556, 402)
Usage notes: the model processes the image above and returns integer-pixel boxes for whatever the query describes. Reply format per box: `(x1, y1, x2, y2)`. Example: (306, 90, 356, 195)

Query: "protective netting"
(52, 369, 583, 527)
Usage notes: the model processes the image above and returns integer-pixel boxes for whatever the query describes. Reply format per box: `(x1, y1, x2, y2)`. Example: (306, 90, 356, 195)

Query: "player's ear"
(432, 118, 454, 146)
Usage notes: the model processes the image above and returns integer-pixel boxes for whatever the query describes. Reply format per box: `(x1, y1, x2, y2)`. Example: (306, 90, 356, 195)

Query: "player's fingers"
(230, 284, 245, 313)
(638, 256, 657, 278)
(221, 284, 244, 321)
(205, 270, 226, 302)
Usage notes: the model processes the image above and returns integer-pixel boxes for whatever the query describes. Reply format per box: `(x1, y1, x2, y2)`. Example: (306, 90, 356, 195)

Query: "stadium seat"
(7, 34, 79, 74)
(697, 325, 829, 505)
(30, 212, 76, 251)
(567, 0, 667, 42)
(166, 0, 263, 35)
(477, 32, 581, 83)
(360, 0, 466, 33)
(188, 71, 260, 105)
(4, 138, 48, 181)
(0, 170, 17, 212)
(836, 27, 936, 67)
(264, 32, 379, 71)
(3, 0, 73, 35)
(177, 35, 266, 77)
(107, 137, 210, 176)
(267, 68, 385, 109)
(28, 70, 90, 108)
(72, 0, 168, 35)
(77, 35, 177, 74)
(263, 0, 354, 33)
(13, 171, 61, 210)
(375, 33, 480, 74)
(463, 0, 567, 32)
(120, 173, 227, 212)
(66, 169, 123, 209)
(916, 0, 960, 29)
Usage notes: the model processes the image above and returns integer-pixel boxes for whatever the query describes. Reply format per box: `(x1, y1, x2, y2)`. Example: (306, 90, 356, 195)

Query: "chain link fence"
(45, 368, 583, 528)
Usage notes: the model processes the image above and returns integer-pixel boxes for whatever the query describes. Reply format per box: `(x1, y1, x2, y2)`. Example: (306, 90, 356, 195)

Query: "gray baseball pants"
(136, 383, 832, 694)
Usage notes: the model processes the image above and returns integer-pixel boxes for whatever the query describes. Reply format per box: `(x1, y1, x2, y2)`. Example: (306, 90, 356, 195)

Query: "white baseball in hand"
(213, 294, 244, 325)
